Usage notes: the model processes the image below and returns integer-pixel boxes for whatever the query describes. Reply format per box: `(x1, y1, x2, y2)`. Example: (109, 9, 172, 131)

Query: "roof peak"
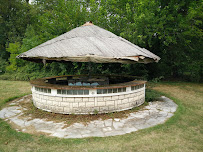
(17, 21, 160, 64)
(82, 21, 94, 26)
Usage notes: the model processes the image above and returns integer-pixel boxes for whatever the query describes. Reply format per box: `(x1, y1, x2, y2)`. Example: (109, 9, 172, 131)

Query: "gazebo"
(17, 22, 160, 114)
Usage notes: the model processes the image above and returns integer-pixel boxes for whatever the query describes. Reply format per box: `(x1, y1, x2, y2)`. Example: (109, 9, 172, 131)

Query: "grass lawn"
(0, 80, 202, 152)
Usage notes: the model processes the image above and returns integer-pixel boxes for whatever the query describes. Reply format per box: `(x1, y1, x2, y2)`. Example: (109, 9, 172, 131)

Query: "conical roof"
(17, 22, 160, 64)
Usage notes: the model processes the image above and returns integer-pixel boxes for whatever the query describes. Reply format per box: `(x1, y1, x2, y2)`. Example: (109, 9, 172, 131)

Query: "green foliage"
(0, 0, 202, 82)
(21, 25, 41, 52)
(6, 42, 21, 72)
(0, 0, 31, 59)
(145, 89, 161, 102)
(0, 57, 7, 74)
(93, 109, 99, 115)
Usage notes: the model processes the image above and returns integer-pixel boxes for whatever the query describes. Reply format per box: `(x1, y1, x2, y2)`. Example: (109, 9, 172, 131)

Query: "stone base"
(0, 95, 178, 138)
(32, 88, 145, 114)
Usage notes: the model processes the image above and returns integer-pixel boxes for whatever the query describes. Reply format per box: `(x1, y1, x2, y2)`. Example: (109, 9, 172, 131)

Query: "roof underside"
(17, 23, 160, 64)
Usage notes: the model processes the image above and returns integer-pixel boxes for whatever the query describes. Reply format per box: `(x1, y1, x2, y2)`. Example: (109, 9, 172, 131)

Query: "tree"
(2, 0, 202, 82)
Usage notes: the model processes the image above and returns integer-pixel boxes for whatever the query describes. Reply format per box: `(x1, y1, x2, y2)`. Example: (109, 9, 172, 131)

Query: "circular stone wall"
(31, 75, 146, 114)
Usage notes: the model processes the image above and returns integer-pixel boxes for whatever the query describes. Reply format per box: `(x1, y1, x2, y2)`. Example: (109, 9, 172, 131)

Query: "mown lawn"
(0, 80, 202, 152)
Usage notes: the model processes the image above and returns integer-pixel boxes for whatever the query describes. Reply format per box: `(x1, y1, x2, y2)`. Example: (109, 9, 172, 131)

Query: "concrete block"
(140, 98, 145, 104)
(62, 97, 66, 102)
(138, 91, 142, 96)
(41, 95, 45, 100)
(40, 104, 46, 110)
(124, 94, 130, 98)
(112, 95, 118, 100)
(32, 94, 36, 98)
(136, 101, 140, 105)
(36, 93, 39, 98)
(130, 93, 135, 98)
(43, 95, 48, 100)
(39, 98, 43, 104)
(69, 103, 73, 109)
(117, 104, 123, 110)
(48, 96, 55, 101)
(75, 98, 82, 102)
(97, 97, 104, 102)
(106, 101, 115, 106)
(38, 103, 43, 108)
(114, 100, 118, 106)
(108, 106, 115, 111)
(73, 103, 79, 108)
(61, 102, 70, 107)
(35, 102, 40, 108)
(104, 96, 111, 101)
(81, 108, 90, 114)
(97, 102, 106, 106)
(64, 107, 70, 113)
(74, 108, 82, 113)
(70, 108, 76, 114)
(82, 97, 89, 102)
(79, 102, 86, 108)
(55, 96, 63, 102)
(47, 100, 53, 106)
(122, 98, 129, 104)
(117, 100, 122, 104)
(123, 103, 130, 109)
(32, 96, 37, 101)
(118, 95, 125, 100)
(50, 106, 55, 111)
(99, 106, 109, 112)
(138, 99, 143, 104)
(41, 99, 47, 105)
(66, 98, 75, 102)
(134, 96, 138, 101)
(53, 101, 60, 106)
(89, 97, 95, 102)
(129, 97, 134, 103)
(56, 107, 64, 113)
(43, 104, 48, 109)
(38, 94, 42, 99)
(86, 102, 95, 107)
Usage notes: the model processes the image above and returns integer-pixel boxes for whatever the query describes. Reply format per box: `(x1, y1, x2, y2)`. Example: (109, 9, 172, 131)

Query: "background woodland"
(0, 0, 202, 82)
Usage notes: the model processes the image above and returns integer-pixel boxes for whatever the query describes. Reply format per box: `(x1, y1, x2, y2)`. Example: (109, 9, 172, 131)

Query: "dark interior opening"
(45, 75, 135, 86)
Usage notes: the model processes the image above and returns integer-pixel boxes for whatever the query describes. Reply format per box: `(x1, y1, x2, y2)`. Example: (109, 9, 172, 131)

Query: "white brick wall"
(32, 86, 145, 114)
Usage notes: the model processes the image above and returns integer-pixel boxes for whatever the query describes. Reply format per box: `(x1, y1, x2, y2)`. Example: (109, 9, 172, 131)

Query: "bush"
(0, 57, 7, 75)
(145, 89, 161, 102)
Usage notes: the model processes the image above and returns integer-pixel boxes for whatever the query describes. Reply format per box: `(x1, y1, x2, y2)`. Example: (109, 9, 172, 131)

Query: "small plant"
(151, 76, 164, 83)
(93, 109, 98, 115)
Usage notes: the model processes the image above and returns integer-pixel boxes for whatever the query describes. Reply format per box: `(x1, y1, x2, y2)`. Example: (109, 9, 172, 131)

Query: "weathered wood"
(17, 22, 160, 64)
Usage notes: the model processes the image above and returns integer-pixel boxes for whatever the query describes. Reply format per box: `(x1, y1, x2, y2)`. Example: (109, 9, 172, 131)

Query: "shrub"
(0, 57, 7, 75)
(145, 89, 161, 102)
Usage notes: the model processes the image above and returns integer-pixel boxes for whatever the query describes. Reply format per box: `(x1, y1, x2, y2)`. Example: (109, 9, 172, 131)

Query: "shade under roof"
(17, 22, 160, 64)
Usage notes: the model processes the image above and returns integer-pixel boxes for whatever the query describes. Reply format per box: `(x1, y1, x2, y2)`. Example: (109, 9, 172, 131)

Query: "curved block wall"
(32, 85, 145, 114)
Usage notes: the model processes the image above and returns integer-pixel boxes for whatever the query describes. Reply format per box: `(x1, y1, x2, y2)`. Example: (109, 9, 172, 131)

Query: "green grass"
(0, 80, 203, 152)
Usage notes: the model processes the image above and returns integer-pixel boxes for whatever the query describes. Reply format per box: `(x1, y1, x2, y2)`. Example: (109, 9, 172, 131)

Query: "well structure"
(31, 75, 146, 114)
(17, 22, 160, 114)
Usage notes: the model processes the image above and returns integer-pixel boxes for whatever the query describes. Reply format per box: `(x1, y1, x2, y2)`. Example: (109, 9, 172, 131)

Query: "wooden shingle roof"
(17, 22, 160, 64)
